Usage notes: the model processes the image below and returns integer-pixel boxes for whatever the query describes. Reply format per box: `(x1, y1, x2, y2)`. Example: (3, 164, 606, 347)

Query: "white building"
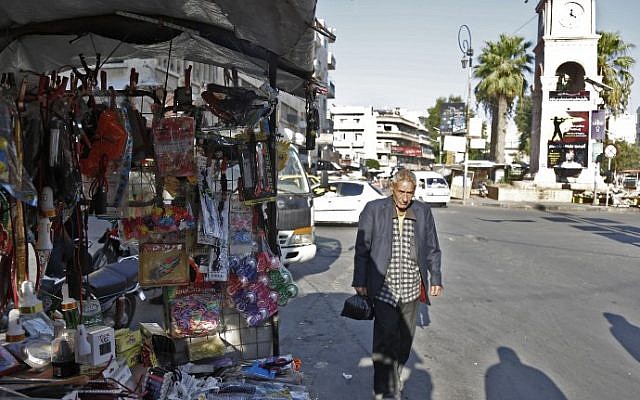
(330, 106, 434, 170)
(330, 105, 377, 166)
(314, 19, 337, 149)
(608, 113, 637, 144)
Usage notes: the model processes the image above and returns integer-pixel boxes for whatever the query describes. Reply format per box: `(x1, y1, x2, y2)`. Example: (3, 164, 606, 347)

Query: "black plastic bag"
(341, 294, 374, 320)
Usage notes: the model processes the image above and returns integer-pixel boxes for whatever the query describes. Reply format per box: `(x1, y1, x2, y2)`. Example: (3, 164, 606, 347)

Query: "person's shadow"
(485, 347, 567, 400)
(604, 312, 640, 362)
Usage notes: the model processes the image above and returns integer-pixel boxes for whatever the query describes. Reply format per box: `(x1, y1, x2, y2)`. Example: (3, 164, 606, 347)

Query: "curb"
(449, 198, 639, 213)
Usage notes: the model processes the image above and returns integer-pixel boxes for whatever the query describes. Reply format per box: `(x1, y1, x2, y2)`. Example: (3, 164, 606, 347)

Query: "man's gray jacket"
(353, 197, 442, 303)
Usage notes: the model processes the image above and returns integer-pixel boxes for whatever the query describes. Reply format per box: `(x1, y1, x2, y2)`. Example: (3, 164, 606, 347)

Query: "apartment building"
(330, 106, 435, 169)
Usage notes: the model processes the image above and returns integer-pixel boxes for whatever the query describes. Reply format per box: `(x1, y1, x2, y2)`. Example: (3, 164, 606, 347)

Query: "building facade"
(330, 106, 434, 170)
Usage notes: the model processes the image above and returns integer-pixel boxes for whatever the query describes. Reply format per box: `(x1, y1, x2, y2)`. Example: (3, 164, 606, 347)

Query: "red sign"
(391, 146, 422, 157)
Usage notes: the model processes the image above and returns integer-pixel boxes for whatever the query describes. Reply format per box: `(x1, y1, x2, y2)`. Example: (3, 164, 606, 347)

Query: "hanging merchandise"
(164, 282, 222, 338)
(121, 203, 195, 241)
(108, 101, 135, 209)
(229, 195, 254, 255)
(78, 101, 127, 178)
(237, 141, 276, 204)
(33, 216, 53, 290)
(268, 265, 299, 307)
(196, 155, 226, 242)
(0, 97, 37, 205)
(201, 82, 277, 129)
(139, 243, 189, 287)
(122, 159, 157, 221)
(0, 189, 12, 257)
(152, 116, 196, 178)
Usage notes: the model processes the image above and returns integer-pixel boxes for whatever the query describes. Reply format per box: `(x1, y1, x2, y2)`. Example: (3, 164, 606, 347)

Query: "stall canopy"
(0, 0, 318, 96)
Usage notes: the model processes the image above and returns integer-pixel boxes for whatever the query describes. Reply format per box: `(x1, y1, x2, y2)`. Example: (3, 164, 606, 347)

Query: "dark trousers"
(372, 299, 419, 398)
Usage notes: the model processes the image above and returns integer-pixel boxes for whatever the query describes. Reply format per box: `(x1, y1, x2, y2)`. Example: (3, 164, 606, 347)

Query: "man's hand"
(354, 287, 367, 296)
(430, 285, 443, 297)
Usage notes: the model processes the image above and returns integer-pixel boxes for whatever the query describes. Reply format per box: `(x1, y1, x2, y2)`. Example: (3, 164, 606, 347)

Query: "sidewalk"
(449, 196, 640, 213)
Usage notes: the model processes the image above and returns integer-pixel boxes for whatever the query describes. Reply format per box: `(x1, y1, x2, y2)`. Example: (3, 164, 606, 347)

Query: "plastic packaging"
(18, 281, 54, 339)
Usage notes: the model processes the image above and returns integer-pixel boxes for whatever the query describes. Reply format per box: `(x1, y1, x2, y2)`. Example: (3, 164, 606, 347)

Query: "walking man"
(353, 169, 443, 399)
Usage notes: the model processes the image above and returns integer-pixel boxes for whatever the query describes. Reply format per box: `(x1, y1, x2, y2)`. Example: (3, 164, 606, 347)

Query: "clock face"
(559, 1, 585, 28)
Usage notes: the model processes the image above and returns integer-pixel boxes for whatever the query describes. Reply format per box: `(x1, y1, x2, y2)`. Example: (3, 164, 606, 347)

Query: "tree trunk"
(490, 103, 498, 161)
(490, 96, 508, 164)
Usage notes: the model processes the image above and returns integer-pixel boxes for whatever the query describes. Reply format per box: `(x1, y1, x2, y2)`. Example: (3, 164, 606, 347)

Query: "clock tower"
(530, 0, 605, 187)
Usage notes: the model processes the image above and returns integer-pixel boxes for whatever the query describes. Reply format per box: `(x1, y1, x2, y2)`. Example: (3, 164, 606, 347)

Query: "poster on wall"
(547, 111, 589, 169)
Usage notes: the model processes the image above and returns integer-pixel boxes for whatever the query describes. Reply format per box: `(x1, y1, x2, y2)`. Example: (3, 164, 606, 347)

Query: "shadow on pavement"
(604, 312, 640, 363)
(485, 346, 567, 400)
(287, 234, 343, 280)
(279, 291, 434, 399)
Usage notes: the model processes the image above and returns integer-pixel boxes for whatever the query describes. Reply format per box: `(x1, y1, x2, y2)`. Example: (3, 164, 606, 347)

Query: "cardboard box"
(115, 329, 142, 353)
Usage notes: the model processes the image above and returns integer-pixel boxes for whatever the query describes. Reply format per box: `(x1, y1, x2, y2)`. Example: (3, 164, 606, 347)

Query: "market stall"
(0, 1, 323, 399)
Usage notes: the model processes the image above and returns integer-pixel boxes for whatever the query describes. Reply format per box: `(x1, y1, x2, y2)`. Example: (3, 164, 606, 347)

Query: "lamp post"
(458, 24, 473, 203)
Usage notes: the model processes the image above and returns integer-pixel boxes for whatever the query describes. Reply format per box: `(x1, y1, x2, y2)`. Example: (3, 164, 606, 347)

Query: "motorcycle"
(40, 256, 145, 329)
(478, 181, 489, 198)
(92, 218, 137, 270)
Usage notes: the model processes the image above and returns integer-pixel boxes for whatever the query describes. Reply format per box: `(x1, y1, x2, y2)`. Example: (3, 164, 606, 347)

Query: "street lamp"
(458, 24, 473, 203)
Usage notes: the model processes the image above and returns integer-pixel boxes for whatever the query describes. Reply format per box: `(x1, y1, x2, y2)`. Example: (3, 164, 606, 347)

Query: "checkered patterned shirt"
(375, 212, 421, 306)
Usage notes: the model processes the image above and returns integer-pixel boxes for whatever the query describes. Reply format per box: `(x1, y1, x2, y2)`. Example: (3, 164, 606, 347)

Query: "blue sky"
(316, 0, 640, 114)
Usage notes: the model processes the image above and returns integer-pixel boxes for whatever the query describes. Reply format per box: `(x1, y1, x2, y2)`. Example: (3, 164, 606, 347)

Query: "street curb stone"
(448, 198, 639, 214)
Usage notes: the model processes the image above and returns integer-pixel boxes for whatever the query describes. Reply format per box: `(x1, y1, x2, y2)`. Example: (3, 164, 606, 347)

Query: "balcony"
(327, 52, 336, 70)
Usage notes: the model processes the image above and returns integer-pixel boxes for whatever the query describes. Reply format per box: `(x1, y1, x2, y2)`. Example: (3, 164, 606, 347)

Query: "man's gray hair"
(392, 169, 416, 187)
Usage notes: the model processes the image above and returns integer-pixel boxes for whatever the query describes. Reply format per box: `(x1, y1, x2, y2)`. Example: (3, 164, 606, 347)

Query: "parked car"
(412, 170, 451, 206)
(277, 145, 317, 265)
(313, 179, 386, 224)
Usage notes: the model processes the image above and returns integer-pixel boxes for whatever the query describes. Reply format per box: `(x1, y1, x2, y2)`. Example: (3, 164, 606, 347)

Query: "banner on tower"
(591, 110, 606, 140)
(547, 111, 589, 170)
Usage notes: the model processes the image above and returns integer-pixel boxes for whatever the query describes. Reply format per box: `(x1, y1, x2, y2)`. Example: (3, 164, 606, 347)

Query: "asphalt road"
(279, 205, 640, 400)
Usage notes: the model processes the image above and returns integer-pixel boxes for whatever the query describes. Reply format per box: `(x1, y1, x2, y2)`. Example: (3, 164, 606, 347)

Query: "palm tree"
(474, 34, 533, 163)
(597, 31, 635, 116)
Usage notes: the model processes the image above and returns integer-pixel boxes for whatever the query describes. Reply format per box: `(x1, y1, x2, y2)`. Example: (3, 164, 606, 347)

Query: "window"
(339, 183, 364, 196)
(427, 178, 448, 188)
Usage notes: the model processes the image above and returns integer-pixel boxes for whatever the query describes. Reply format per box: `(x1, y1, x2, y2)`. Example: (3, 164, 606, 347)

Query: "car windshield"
(427, 178, 448, 188)
(277, 147, 311, 194)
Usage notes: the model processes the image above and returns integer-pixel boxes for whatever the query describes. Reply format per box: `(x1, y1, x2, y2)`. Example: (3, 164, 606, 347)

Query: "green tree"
(597, 31, 635, 116)
(610, 140, 640, 171)
(364, 158, 380, 170)
(474, 34, 533, 163)
(514, 94, 532, 160)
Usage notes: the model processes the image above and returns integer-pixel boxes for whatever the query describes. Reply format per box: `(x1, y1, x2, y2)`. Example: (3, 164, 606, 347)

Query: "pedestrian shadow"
(401, 349, 433, 400)
(604, 312, 640, 363)
(485, 346, 567, 400)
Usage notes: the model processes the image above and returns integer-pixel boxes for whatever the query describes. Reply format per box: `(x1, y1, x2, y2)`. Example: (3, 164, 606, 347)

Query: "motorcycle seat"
(86, 258, 138, 298)
(105, 258, 139, 287)
(86, 267, 129, 299)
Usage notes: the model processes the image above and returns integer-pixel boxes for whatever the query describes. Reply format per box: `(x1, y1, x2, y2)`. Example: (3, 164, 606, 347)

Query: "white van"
(412, 171, 451, 206)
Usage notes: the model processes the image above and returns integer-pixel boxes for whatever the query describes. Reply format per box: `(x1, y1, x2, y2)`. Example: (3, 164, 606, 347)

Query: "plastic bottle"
(5, 309, 25, 343)
(60, 285, 80, 330)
